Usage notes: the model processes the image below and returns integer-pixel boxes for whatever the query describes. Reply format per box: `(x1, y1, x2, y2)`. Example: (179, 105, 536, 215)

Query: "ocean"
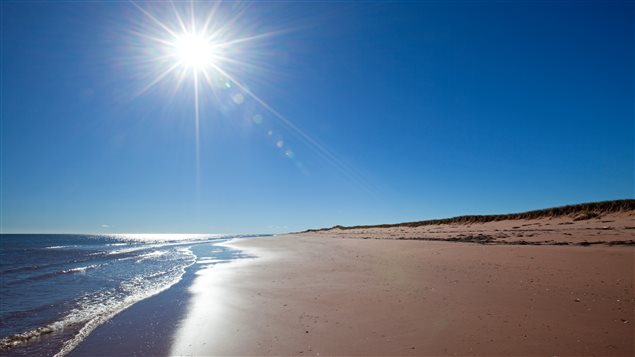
(0, 233, 255, 356)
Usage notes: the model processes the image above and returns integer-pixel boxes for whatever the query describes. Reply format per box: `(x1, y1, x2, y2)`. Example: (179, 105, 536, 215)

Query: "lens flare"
(129, 1, 369, 192)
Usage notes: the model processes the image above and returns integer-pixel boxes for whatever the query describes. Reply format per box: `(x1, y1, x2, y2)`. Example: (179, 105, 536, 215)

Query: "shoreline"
(62, 207, 635, 356)
(66, 240, 253, 357)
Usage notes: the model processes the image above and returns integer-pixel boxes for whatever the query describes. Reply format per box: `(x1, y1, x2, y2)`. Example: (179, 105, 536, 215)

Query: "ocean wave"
(196, 258, 229, 265)
(0, 248, 196, 356)
(134, 250, 168, 263)
(105, 242, 181, 256)
(3, 263, 103, 285)
(0, 324, 60, 350)
(105, 239, 219, 257)
(105, 246, 146, 256)
(1, 264, 52, 275)
(60, 265, 99, 274)
(54, 250, 196, 357)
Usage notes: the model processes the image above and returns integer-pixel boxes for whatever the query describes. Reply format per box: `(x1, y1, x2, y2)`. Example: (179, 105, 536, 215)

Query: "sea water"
(0, 234, 251, 356)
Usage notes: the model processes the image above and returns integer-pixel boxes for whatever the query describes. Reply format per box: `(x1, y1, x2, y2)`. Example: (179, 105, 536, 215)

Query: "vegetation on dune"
(304, 199, 635, 232)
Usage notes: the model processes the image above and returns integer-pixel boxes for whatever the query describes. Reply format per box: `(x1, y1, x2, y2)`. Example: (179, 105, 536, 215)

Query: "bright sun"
(173, 32, 215, 71)
(130, 2, 358, 190)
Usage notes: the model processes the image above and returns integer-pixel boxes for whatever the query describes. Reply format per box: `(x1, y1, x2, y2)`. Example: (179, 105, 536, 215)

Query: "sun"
(172, 32, 215, 71)
(129, 2, 362, 190)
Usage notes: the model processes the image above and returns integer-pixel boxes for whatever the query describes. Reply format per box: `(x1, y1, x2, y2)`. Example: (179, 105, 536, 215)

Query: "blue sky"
(1, 1, 633, 234)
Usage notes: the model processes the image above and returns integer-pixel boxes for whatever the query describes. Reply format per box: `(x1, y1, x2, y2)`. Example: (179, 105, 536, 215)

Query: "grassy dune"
(305, 199, 635, 232)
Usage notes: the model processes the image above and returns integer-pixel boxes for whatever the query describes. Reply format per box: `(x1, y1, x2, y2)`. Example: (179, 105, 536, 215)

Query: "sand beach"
(169, 202, 634, 356)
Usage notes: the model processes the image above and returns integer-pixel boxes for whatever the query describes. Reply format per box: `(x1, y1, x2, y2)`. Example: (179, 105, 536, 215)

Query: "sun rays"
(129, 1, 368, 191)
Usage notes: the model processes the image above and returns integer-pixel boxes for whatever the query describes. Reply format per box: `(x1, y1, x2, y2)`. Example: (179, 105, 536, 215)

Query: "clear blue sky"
(2, 1, 633, 234)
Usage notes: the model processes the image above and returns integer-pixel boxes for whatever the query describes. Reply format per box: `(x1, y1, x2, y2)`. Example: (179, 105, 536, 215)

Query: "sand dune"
(305, 199, 635, 246)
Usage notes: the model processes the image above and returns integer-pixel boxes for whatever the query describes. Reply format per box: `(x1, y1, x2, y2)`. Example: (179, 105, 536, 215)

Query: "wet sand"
(171, 233, 634, 356)
(67, 242, 252, 357)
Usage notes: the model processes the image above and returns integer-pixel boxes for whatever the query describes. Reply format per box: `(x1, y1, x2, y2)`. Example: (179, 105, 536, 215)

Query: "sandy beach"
(170, 208, 634, 356)
(4, 2, 634, 356)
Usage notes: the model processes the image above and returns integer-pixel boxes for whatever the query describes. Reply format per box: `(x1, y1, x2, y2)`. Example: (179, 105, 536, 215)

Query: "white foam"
(53, 247, 195, 357)
(134, 250, 168, 263)
(196, 259, 229, 265)
(61, 265, 99, 274)
(0, 248, 196, 357)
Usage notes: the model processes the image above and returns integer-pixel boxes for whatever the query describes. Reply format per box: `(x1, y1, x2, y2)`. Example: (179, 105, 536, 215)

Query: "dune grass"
(305, 199, 635, 232)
